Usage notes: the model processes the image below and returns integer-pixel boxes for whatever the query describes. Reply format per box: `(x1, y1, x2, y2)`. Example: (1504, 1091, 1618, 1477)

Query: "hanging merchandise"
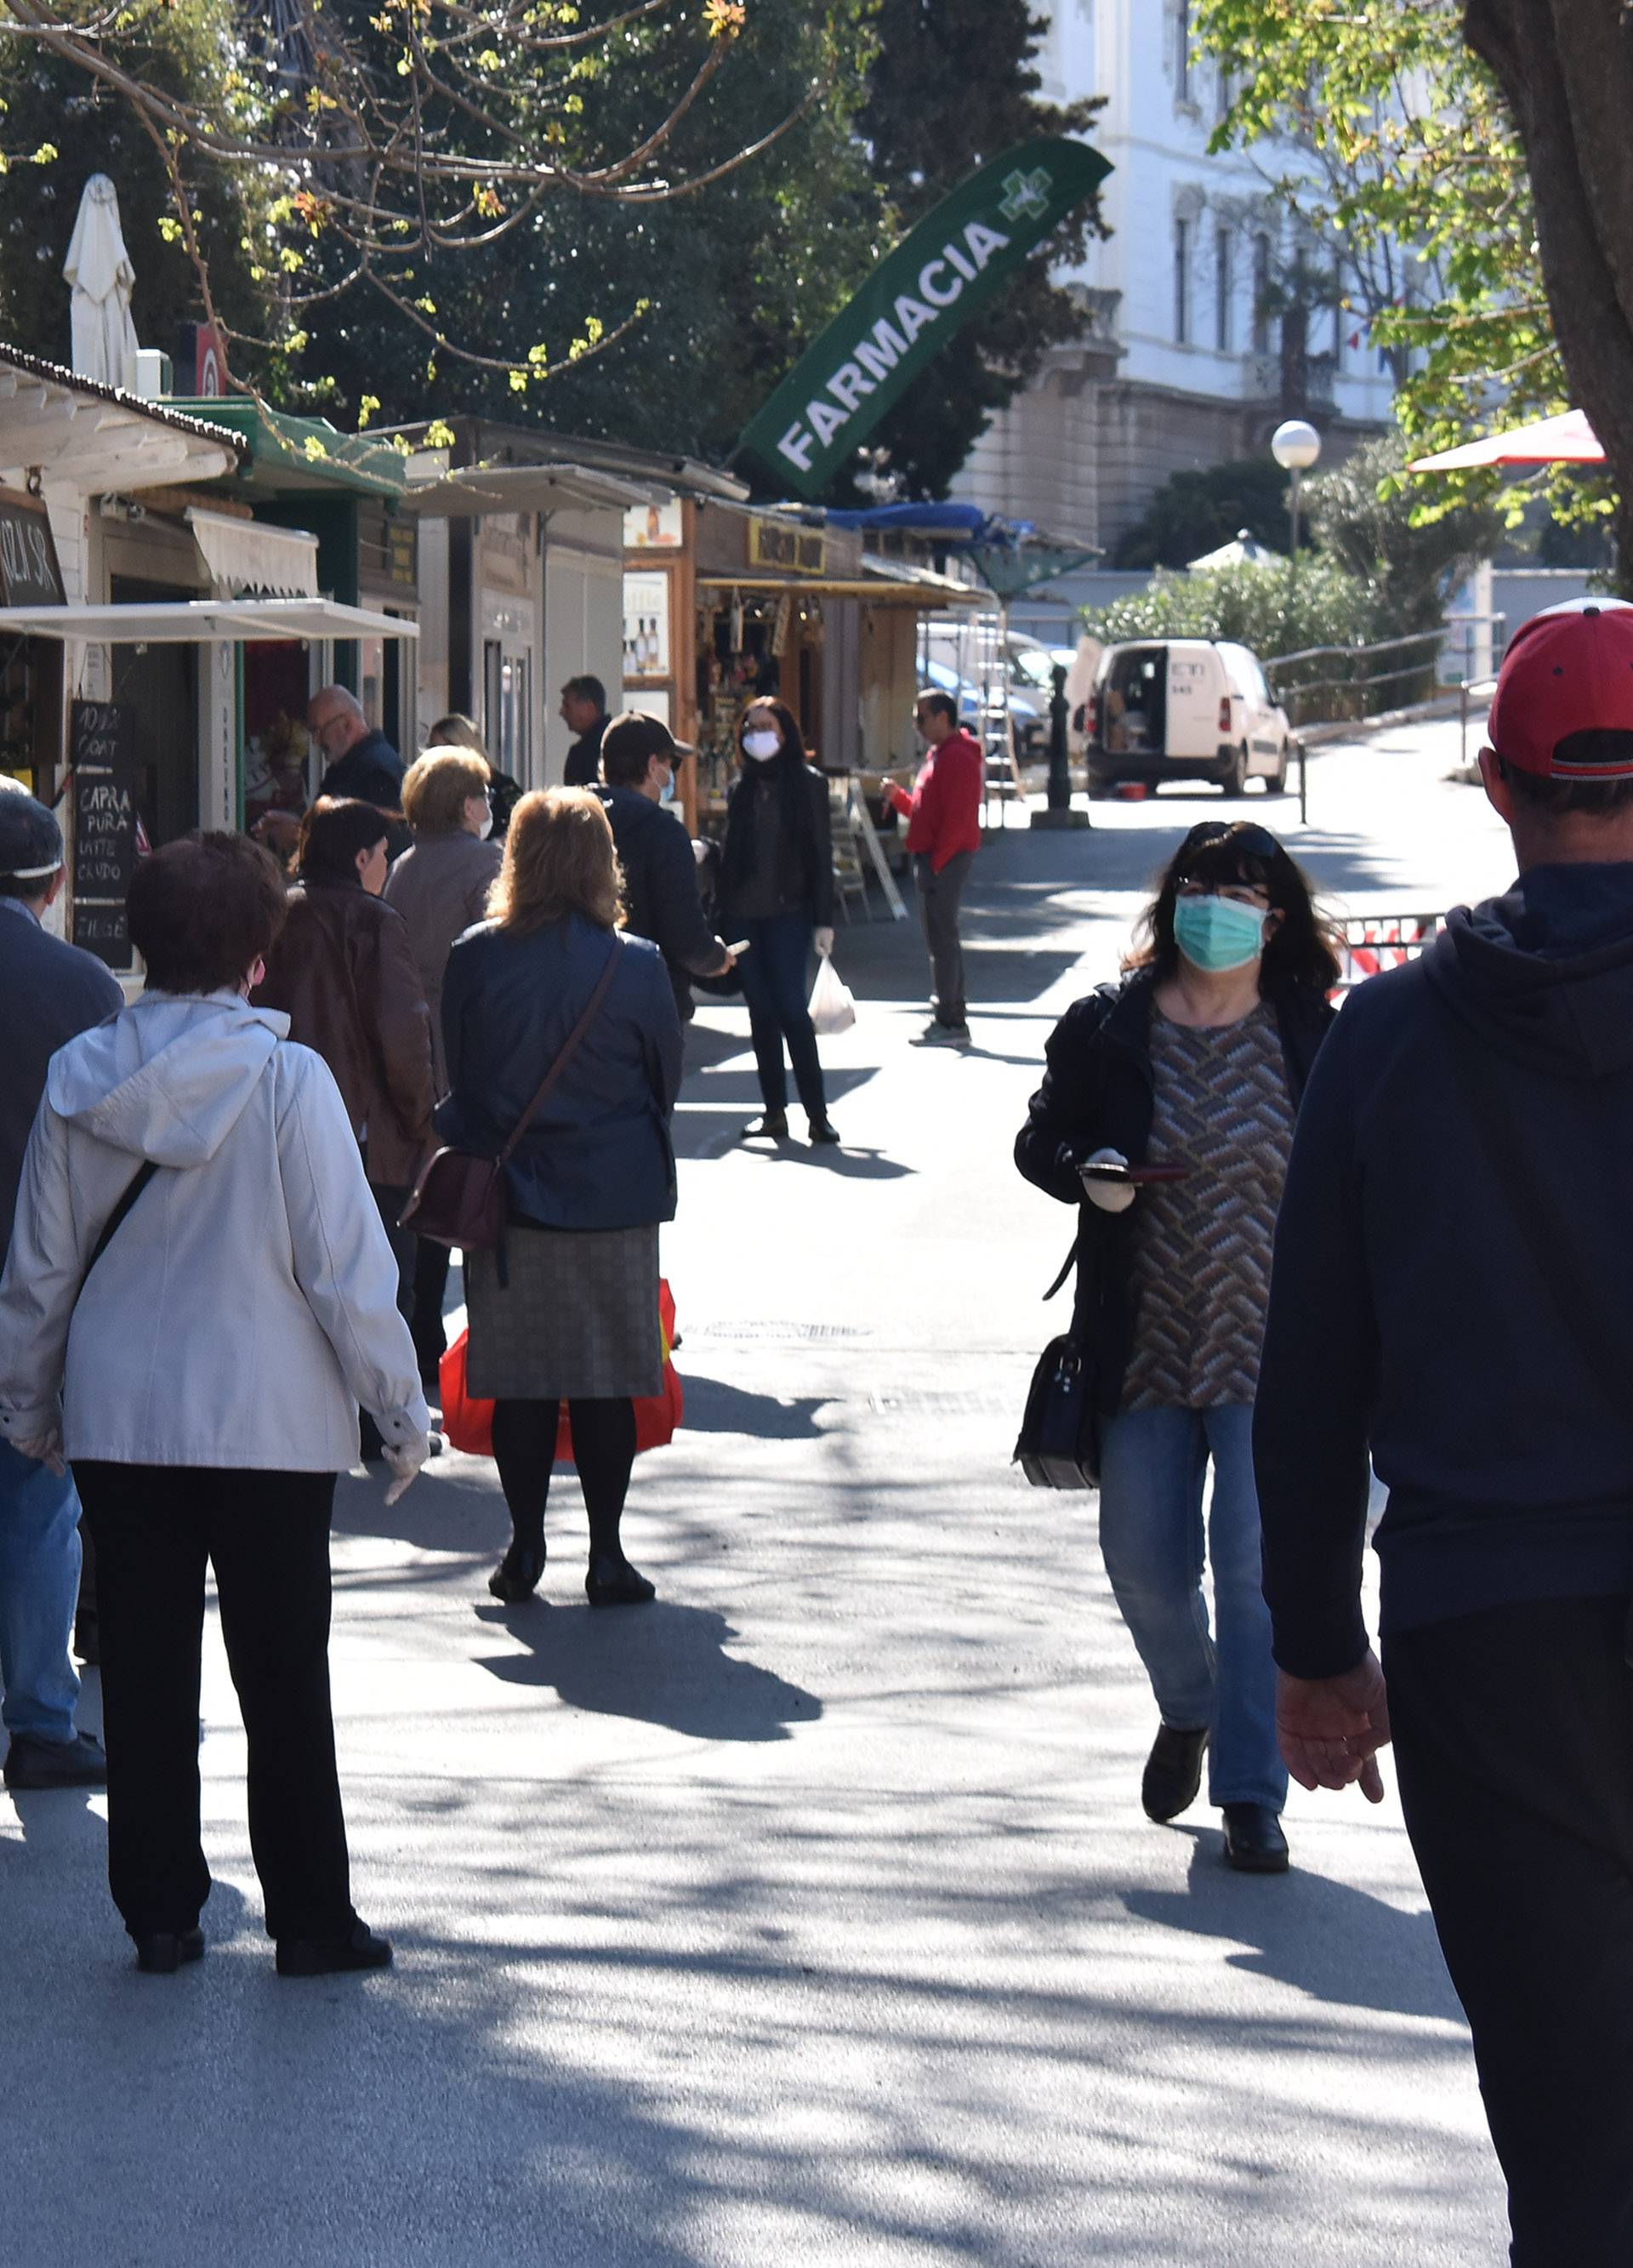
(770, 593, 794, 658)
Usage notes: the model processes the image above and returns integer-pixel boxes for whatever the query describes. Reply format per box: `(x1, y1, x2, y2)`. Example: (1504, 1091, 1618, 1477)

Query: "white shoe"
(911, 1020, 971, 1047)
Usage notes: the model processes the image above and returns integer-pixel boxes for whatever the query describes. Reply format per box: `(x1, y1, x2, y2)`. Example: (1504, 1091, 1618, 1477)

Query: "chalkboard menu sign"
(0, 498, 65, 607)
(69, 698, 139, 968)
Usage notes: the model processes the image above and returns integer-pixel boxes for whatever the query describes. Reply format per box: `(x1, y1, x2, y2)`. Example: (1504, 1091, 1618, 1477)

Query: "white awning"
(0, 359, 241, 493)
(185, 509, 319, 598)
(401, 461, 655, 516)
(0, 598, 418, 642)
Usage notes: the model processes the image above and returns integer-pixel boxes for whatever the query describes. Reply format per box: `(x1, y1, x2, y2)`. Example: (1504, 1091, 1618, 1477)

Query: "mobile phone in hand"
(1078, 1160, 1191, 1185)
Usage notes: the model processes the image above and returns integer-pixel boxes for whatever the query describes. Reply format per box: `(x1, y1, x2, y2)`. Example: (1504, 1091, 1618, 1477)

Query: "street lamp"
(1272, 418, 1322, 561)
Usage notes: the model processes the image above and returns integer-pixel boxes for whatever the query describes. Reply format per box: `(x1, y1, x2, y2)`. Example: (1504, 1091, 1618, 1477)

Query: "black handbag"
(1013, 1232, 1101, 1489)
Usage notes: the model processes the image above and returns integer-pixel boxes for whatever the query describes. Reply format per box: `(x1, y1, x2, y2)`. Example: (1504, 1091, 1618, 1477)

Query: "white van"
(1087, 638, 1292, 797)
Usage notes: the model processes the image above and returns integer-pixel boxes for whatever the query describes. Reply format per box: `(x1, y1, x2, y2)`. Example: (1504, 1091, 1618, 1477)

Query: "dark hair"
(917, 691, 958, 727)
(1124, 819, 1342, 994)
(561, 674, 606, 713)
(294, 796, 390, 886)
(127, 831, 289, 994)
(737, 698, 809, 776)
(1499, 746, 1633, 818)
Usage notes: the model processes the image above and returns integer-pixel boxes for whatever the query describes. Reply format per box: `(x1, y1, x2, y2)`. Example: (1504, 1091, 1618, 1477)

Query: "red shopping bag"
(439, 1280, 684, 1461)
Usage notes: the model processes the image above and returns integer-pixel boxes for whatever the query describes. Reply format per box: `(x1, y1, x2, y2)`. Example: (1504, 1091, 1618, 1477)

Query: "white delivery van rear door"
(1164, 647, 1217, 758)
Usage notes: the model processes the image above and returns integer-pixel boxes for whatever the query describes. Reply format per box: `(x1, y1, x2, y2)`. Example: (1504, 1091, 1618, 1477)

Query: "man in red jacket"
(886, 692, 984, 1047)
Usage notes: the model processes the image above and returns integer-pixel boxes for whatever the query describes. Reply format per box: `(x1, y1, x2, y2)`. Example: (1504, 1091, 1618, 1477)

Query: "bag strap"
(79, 1159, 159, 1298)
(497, 943, 621, 1167)
(1044, 1234, 1078, 1302)
(1437, 994, 1633, 1430)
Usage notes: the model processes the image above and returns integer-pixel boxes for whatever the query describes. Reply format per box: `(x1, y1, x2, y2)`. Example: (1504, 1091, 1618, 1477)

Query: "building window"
(1216, 62, 1233, 121)
(1175, 0, 1191, 102)
(1251, 231, 1272, 354)
(1175, 218, 1192, 344)
(1215, 227, 1234, 353)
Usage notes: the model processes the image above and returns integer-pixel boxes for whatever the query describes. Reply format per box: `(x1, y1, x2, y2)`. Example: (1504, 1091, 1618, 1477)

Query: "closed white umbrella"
(64, 174, 139, 388)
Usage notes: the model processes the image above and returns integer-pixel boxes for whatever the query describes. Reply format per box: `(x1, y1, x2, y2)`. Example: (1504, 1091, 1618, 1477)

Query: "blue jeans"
(736, 911, 828, 1120)
(1096, 1404, 1286, 1811)
(0, 1438, 83, 1744)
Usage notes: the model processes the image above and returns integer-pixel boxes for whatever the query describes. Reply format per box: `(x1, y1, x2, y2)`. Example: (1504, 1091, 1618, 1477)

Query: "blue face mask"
(659, 772, 676, 806)
(1172, 892, 1267, 973)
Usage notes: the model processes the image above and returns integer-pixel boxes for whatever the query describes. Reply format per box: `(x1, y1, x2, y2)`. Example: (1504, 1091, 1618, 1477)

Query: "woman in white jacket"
(0, 832, 430, 1978)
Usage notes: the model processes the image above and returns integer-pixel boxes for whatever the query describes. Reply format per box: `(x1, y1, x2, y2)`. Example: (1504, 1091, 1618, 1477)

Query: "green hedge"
(1080, 559, 1433, 723)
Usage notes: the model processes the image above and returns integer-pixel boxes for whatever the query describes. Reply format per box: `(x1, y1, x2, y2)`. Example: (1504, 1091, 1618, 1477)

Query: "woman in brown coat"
(254, 797, 435, 1457)
(382, 747, 504, 1386)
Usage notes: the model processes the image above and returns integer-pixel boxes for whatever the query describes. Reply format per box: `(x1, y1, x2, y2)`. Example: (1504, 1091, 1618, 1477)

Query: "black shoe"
(585, 1554, 657, 1608)
(1141, 1724, 1209, 1823)
(134, 1926, 205, 1975)
(3, 1730, 108, 1790)
(740, 1111, 789, 1142)
(276, 1916, 393, 1979)
(488, 1541, 545, 1602)
(1220, 1803, 1290, 1874)
(807, 1118, 841, 1145)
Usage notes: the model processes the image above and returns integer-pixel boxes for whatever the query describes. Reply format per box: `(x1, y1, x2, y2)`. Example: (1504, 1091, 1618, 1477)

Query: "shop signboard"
(737, 136, 1110, 499)
(748, 517, 826, 575)
(0, 496, 65, 607)
(69, 697, 139, 967)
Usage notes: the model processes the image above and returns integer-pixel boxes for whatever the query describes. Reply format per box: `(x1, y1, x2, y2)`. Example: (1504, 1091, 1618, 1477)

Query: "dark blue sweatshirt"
(1255, 863, 1633, 1678)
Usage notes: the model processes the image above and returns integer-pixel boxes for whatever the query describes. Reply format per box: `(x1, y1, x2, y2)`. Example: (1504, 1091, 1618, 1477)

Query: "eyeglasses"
(1176, 819, 1281, 863)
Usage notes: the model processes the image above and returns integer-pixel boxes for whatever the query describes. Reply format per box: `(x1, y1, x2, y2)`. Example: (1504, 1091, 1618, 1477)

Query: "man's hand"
(814, 927, 836, 958)
(1277, 1652, 1391, 1802)
(711, 937, 737, 974)
(10, 1427, 65, 1477)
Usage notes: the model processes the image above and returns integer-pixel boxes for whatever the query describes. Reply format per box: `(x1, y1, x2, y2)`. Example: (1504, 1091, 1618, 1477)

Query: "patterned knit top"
(1120, 1003, 1294, 1410)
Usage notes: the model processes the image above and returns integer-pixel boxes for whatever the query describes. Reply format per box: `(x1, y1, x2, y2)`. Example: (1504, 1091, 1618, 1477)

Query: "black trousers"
(914, 850, 973, 1028)
(75, 1462, 353, 1945)
(1385, 1596, 1633, 2265)
(412, 1237, 453, 1382)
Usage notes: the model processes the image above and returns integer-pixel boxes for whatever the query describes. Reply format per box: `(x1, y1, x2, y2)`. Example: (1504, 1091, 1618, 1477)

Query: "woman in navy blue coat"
(439, 789, 682, 1606)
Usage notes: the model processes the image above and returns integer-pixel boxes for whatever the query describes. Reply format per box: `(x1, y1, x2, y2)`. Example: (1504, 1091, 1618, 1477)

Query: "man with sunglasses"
(1255, 603, 1633, 2263)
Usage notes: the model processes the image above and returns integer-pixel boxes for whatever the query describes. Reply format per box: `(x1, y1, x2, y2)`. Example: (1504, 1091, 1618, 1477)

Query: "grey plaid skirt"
(464, 1222, 663, 1401)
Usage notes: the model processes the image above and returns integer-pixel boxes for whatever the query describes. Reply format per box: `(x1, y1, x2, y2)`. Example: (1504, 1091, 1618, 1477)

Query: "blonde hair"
(486, 788, 624, 935)
(425, 712, 488, 759)
(401, 748, 492, 835)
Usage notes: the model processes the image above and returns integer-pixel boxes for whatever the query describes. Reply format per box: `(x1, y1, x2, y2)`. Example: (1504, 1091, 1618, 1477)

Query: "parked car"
(1086, 638, 1292, 797)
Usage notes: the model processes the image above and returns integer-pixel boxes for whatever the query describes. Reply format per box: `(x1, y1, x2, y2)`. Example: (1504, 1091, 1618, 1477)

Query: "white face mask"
(743, 729, 782, 762)
(477, 806, 494, 840)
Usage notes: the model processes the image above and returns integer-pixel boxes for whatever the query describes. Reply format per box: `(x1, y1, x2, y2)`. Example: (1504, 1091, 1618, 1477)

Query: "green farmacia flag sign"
(737, 137, 1112, 499)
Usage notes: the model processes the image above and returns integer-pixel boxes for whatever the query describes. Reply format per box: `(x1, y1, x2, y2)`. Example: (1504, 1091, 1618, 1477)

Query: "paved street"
(4, 715, 1514, 2266)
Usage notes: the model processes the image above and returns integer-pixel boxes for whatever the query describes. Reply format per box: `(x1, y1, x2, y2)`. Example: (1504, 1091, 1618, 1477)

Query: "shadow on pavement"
(1121, 1827, 1460, 2021)
(680, 1375, 834, 1439)
(474, 1598, 822, 1741)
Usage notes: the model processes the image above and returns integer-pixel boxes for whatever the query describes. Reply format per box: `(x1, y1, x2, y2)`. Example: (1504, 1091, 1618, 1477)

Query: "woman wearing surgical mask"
(718, 698, 840, 1145)
(1015, 820, 1339, 1876)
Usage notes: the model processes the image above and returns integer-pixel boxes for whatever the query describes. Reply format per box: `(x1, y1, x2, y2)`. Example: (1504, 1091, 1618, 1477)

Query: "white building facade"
(951, 0, 1397, 551)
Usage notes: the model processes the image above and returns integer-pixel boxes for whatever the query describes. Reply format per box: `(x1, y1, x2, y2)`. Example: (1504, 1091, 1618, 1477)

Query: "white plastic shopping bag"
(808, 951, 856, 1037)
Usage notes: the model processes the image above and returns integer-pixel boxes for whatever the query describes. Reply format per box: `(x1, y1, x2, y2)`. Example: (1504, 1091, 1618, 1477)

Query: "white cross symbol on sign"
(999, 168, 1052, 222)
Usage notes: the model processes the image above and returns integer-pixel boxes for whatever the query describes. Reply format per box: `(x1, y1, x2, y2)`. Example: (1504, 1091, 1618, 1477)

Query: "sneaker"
(3, 1729, 109, 1790)
(911, 1021, 972, 1048)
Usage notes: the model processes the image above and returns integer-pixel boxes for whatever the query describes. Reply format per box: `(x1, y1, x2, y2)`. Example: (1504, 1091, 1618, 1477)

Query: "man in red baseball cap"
(1253, 601, 1633, 2263)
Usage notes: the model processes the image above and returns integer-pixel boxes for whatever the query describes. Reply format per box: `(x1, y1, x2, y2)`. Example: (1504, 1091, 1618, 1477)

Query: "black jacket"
(1257, 863, 1633, 1679)
(0, 899, 122, 1257)
(1015, 968, 1333, 1422)
(320, 727, 405, 812)
(563, 715, 608, 789)
(438, 911, 682, 1230)
(719, 761, 835, 931)
(594, 785, 726, 1022)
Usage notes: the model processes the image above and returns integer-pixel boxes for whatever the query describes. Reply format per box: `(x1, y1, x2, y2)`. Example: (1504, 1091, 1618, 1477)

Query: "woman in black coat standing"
(438, 789, 682, 1608)
(717, 698, 840, 1147)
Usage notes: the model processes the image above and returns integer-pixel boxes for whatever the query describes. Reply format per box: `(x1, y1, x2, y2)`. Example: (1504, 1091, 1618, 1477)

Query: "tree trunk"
(1464, 1, 1633, 594)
